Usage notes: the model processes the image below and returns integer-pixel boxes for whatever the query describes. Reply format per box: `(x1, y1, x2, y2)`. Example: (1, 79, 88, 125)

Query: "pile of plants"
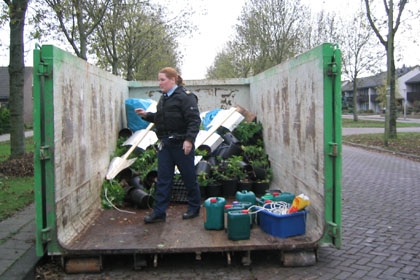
(102, 118, 273, 209)
(101, 137, 158, 210)
(196, 120, 272, 198)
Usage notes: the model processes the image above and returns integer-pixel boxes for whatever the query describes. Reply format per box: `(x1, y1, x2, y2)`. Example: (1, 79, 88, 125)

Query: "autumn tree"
(91, 0, 191, 80)
(301, 10, 338, 51)
(3, 0, 29, 158)
(206, 0, 313, 78)
(33, 0, 112, 61)
(364, 0, 408, 141)
(340, 6, 384, 121)
(206, 48, 237, 79)
(206, 41, 253, 79)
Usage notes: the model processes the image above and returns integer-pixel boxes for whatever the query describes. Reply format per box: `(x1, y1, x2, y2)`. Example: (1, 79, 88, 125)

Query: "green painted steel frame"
(34, 45, 61, 256)
(321, 44, 342, 248)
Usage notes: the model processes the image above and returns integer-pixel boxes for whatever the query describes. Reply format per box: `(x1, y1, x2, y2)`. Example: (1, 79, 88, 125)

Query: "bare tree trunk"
(386, 1, 398, 138)
(6, 0, 29, 158)
(364, 0, 408, 142)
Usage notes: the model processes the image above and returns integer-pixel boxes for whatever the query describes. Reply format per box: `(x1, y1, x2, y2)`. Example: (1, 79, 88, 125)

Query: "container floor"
(64, 202, 318, 255)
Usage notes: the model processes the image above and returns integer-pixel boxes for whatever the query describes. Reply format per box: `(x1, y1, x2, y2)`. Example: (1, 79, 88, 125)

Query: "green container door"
(321, 44, 342, 248)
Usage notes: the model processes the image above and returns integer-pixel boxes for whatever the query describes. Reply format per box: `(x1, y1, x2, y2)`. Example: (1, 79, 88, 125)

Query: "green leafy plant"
(131, 147, 158, 174)
(195, 147, 210, 159)
(101, 180, 126, 209)
(197, 170, 218, 187)
(0, 107, 10, 135)
(242, 145, 265, 162)
(232, 120, 263, 145)
(217, 155, 247, 181)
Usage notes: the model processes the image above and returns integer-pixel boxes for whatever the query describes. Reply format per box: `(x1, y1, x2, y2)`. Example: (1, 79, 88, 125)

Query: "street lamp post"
(403, 89, 407, 120)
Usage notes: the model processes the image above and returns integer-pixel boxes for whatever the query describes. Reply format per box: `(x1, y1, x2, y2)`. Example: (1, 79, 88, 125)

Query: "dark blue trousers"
(152, 138, 201, 217)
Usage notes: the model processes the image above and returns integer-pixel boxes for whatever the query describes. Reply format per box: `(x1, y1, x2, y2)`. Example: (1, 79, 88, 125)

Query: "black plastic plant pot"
(118, 128, 133, 139)
(127, 187, 154, 209)
(128, 175, 144, 189)
(217, 143, 242, 159)
(222, 132, 241, 145)
(206, 182, 222, 198)
(207, 156, 218, 166)
(252, 166, 268, 180)
(117, 168, 136, 182)
(221, 178, 238, 198)
(195, 160, 211, 176)
(252, 181, 269, 196)
(143, 170, 158, 190)
(239, 161, 254, 176)
(238, 180, 253, 191)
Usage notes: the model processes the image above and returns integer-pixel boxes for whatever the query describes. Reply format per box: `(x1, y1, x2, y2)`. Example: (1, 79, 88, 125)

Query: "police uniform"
(143, 86, 201, 221)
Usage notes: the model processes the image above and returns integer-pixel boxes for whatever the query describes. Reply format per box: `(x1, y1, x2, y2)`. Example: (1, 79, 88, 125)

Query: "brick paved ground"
(42, 144, 419, 279)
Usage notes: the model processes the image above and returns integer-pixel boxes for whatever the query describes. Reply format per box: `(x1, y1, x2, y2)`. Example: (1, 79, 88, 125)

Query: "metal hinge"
(327, 221, 338, 238)
(41, 227, 52, 243)
(328, 142, 338, 157)
(40, 145, 51, 160)
(37, 62, 51, 77)
(327, 62, 338, 76)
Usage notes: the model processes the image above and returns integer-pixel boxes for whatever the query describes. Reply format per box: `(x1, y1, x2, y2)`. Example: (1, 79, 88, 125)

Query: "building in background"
(0, 67, 33, 124)
(342, 66, 420, 115)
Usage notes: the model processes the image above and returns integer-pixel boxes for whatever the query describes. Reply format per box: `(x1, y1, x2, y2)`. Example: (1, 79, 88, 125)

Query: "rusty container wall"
(34, 45, 130, 255)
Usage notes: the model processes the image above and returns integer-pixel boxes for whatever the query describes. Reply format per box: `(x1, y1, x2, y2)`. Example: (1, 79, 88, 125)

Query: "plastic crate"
(171, 177, 188, 203)
(258, 209, 307, 238)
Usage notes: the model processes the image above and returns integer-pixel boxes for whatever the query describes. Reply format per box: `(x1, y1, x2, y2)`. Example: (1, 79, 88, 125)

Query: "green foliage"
(413, 101, 420, 113)
(196, 171, 217, 187)
(206, 49, 238, 79)
(0, 107, 10, 135)
(206, 0, 307, 78)
(341, 118, 418, 128)
(242, 145, 265, 162)
(101, 180, 125, 209)
(0, 176, 34, 221)
(217, 155, 247, 181)
(112, 137, 129, 158)
(89, 1, 196, 80)
(232, 120, 263, 145)
(195, 148, 210, 158)
(343, 132, 420, 158)
(0, 137, 34, 220)
(242, 144, 272, 183)
(130, 146, 158, 179)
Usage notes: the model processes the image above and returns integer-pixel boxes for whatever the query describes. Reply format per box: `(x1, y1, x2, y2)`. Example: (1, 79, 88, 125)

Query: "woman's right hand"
(134, 108, 147, 118)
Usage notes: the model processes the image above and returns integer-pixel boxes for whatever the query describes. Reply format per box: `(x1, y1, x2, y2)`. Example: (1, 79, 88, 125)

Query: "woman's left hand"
(183, 140, 193, 155)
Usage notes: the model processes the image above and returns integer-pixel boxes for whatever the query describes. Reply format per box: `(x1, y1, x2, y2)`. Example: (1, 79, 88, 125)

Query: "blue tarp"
(125, 98, 154, 132)
(202, 108, 221, 130)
